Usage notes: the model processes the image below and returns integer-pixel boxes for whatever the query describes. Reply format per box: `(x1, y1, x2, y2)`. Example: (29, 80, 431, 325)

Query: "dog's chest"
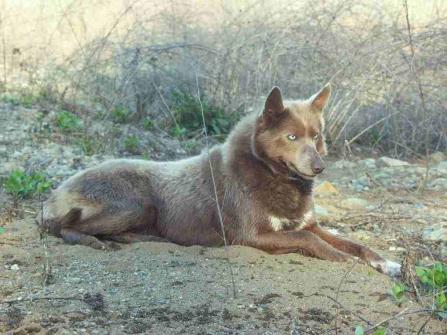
(268, 210, 314, 231)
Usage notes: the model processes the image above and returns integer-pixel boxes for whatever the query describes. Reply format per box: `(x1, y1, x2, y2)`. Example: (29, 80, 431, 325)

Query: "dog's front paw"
(370, 259, 401, 277)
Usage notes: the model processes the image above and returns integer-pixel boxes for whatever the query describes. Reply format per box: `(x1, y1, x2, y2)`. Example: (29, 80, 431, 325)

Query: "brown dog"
(42, 84, 400, 276)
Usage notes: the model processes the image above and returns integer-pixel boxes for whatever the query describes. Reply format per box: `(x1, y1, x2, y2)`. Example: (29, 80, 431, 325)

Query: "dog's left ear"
(309, 83, 331, 112)
(263, 86, 284, 117)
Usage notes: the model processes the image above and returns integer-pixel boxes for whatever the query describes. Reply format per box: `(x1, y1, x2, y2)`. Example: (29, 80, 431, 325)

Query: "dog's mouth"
(280, 160, 316, 180)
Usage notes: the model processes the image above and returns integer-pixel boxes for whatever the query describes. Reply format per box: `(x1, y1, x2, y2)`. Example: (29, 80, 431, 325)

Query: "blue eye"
(287, 134, 297, 141)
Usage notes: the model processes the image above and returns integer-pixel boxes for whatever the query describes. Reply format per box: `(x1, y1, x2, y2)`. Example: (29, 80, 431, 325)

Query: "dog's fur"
(42, 84, 400, 276)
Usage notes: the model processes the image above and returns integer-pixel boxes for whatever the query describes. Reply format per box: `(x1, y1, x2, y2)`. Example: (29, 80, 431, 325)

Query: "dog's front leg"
(305, 224, 401, 276)
(246, 230, 351, 262)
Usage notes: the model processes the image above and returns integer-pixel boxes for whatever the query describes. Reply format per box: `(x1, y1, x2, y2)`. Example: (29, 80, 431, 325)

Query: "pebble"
(11, 264, 20, 271)
(314, 205, 329, 218)
(376, 156, 410, 167)
(314, 181, 338, 195)
(340, 197, 369, 209)
(422, 224, 447, 242)
(429, 152, 446, 163)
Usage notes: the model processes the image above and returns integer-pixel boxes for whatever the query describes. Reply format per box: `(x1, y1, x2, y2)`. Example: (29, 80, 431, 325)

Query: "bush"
(124, 135, 140, 154)
(111, 106, 131, 124)
(55, 111, 83, 132)
(4, 170, 52, 199)
(416, 263, 447, 319)
(171, 90, 237, 139)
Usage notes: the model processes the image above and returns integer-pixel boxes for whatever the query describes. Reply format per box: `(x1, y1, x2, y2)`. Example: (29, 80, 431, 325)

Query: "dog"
(42, 84, 401, 276)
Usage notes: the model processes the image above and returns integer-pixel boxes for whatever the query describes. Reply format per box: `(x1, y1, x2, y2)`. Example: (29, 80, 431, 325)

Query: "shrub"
(4, 170, 52, 199)
(143, 118, 155, 131)
(171, 90, 237, 139)
(416, 262, 447, 319)
(124, 135, 140, 154)
(55, 111, 83, 132)
(77, 137, 96, 156)
(111, 106, 131, 124)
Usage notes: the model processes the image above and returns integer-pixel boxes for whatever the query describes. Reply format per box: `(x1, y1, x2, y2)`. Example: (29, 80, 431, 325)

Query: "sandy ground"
(1, 197, 446, 334)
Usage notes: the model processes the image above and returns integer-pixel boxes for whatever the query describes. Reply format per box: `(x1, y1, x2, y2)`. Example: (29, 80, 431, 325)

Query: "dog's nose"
(311, 158, 325, 174)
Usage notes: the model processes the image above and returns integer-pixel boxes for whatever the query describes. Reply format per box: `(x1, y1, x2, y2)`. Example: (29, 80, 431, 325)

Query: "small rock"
(314, 205, 329, 218)
(10, 264, 20, 271)
(429, 152, 446, 164)
(357, 158, 376, 169)
(353, 231, 371, 241)
(422, 224, 447, 242)
(428, 178, 447, 191)
(327, 228, 340, 235)
(314, 181, 338, 195)
(436, 161, 447, 170)
(333, 160, 356, 169)
(340, 198, 368, 209)
(376, 157, 410, 167)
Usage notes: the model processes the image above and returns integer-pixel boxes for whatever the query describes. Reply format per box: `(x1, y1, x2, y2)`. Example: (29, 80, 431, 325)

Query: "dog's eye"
(313, 133, 320, 141)
(287, 134, 297, 141)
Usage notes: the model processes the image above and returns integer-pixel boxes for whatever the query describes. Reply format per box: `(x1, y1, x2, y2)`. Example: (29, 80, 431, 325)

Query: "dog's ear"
(263, 87, 284, 121)
(310, 83, 331, 112)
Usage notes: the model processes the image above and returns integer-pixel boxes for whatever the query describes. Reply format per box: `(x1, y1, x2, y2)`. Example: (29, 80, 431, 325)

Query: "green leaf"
(0, 227, 6, 234)
(354, 325, 365, 335)
(374, 328, 387, 335)
(436, 292, 446, 311)
(391, 282, 406, 300)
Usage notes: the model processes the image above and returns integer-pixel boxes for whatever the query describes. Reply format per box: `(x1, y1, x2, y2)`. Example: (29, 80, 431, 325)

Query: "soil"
(0, 103, 446, 334)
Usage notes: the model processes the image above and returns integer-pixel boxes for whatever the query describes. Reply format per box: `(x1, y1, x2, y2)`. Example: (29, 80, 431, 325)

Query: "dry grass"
(0, 0, 446, 156)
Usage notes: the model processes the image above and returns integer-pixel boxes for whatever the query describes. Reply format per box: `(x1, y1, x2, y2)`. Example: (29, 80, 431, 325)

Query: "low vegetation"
(3, 170, 52, 200)
(124, 135, 140, 154)
(55, 111, 83, 133)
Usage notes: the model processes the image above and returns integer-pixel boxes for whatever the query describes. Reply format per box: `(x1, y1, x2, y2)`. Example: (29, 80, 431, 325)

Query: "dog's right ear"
(262, 87, 284, 122)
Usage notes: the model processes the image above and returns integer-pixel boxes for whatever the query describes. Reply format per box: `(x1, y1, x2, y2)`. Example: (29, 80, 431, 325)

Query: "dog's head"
(253, 84, 331, 180)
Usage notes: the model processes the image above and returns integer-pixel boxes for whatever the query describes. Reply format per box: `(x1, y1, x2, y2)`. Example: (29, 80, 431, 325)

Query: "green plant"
(355, 326, 387, 335)
(183, 139, 201, 154)
(143, 118, 155, 130)
(77, 137, 96, 156)
(416, 262, 447, 318)
(55, 111, 83, 132)
(111, 106, 130, 124)
(124, 135, 140, 154)
(169, 124, 187, 138)
(0, 92, 21, 105)
(20, 94, 37, 108)
(170, 90, 237, 139)
(4, 170, 52, 199)
(390, 282, 407, 306)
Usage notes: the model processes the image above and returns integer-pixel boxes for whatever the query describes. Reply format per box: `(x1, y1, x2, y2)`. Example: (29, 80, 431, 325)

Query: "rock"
(428, 178, 447, 191)
(429, 152, 446, 164)
(10, 264, 20, 271)
(376, 157, 410, 168)
(357, 158, 376, 169)
(314, 205, 329, 218)
(340, 197, 368, 209)
(436, 161, 447, 170)
(350, 176, 370, 192)
(422, 224, 447, 242)
(333, 160, 356, 169)
(314, 181, 338, 195)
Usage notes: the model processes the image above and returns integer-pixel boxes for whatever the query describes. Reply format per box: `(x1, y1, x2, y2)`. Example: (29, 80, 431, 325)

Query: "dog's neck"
(288, 173, 314, 196)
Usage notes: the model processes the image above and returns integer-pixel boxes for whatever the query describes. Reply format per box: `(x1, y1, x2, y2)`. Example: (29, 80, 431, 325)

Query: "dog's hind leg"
(305, 224, 401, 276)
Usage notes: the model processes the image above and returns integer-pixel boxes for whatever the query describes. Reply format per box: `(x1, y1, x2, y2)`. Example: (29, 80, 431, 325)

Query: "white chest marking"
(269, 210, 314, 231)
